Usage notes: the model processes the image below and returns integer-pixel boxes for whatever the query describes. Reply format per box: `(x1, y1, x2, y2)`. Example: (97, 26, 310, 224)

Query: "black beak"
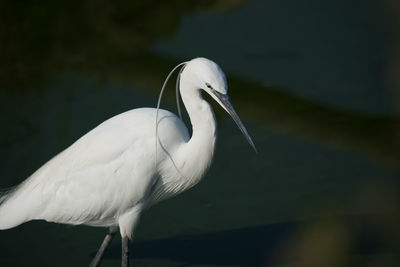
(213, 91, 257, 153)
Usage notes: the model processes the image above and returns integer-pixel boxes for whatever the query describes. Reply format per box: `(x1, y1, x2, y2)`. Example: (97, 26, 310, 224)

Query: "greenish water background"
(0, 0, 399, 266)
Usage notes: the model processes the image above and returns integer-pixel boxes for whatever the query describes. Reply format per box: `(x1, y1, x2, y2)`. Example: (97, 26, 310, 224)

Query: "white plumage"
(0, 57, 256, 265)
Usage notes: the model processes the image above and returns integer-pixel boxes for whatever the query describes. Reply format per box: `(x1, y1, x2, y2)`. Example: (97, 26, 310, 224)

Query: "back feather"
(0, 185, 25, 229)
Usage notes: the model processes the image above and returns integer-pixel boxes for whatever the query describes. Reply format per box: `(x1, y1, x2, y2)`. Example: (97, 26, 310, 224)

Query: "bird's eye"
(205, 83, 214, 91)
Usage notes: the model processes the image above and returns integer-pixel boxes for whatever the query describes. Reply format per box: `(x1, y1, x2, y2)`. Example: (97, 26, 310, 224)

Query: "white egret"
(0, 57, 256, 266)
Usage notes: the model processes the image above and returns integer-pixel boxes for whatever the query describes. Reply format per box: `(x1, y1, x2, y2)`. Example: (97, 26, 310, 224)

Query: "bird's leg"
(89, 229, 117, 267)
(122, 236, 129, 267)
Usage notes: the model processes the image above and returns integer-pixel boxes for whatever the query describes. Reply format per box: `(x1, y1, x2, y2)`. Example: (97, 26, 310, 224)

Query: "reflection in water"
(0, 0, 399, 266)
(154, 0, 400, 114)
(0, 0, 246, 88)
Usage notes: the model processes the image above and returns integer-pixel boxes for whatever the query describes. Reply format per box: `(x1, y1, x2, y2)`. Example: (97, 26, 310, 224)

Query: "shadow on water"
(105, 222, 297, 266)
(103, 214, 400, 267)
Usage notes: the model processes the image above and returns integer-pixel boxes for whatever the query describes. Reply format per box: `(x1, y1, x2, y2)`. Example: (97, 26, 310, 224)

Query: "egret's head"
(183, 57, 227, 95)
(181, 57, 257, 153)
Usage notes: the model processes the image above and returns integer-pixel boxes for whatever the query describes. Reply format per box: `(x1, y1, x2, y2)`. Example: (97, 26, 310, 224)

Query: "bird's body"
(0, 105, 216, 237)
(0, 57, 255, 266)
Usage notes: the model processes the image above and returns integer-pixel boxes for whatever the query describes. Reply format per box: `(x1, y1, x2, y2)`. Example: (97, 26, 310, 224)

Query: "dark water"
(0, 1, 399, 266)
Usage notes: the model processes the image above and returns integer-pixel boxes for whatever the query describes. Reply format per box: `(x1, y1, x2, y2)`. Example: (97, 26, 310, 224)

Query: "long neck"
(178, 79, 217, 183)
